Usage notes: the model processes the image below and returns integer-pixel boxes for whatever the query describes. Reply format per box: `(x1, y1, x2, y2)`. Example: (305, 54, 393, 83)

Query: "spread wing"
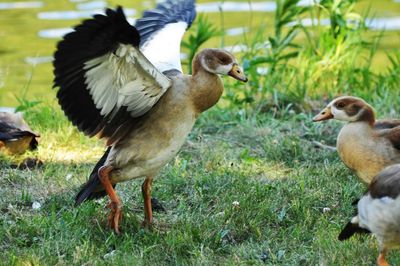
(135, 0, 196, 73)
(53, 7, 172, 144)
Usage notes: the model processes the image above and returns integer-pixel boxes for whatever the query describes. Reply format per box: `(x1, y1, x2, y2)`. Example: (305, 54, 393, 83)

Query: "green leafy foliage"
(225, 0, 400, 116)
(14, 97, 41, 113)
(244, 0, 308, 75)
(13, 70, 42, 112)
(319, 0, 361, 38)
(182, 15, 221, 74)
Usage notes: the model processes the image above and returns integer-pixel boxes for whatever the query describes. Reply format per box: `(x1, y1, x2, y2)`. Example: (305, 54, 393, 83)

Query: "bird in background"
(53, 0, 247, 233)
(338, 164, 400, 266)
(313, 96, 400, 184)
(0, 112, 39, 155)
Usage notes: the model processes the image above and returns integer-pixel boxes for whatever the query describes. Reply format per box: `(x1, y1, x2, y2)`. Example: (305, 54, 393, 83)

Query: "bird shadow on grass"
(1, 159, 174, 240)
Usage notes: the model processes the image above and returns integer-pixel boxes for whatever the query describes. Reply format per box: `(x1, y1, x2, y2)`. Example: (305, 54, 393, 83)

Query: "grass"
(2, 0, 400, 265)
(2, 105, 399, 265)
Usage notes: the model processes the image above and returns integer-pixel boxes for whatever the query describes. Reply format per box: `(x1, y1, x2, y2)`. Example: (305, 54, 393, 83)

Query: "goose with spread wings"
(53, 0, 247, 233)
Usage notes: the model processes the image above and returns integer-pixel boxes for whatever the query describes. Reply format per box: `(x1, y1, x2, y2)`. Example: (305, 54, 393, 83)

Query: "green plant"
(228, 0, 310, 112)
(318, 0, 361, 38)
(244, 0, 308, 75)
(14, 69, 41, 113)
(14, 97, 41, 113)
(224, 0, 400, 115)
(182, 14, 221, 74)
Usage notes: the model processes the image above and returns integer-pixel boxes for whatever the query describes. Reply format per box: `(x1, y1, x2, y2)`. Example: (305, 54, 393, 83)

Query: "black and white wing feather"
(135, 0, 196, 73)
(53, 7, 171, 143)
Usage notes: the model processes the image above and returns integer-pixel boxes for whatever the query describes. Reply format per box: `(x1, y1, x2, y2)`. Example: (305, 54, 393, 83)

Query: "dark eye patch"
(335, 101, 345, 109)
(219, 56, 231, 65)
(346, 103, 362, 116)
(214, 51, 232, 65)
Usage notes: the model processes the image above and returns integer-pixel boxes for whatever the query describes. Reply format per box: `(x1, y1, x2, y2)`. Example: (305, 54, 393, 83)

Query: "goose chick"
(313, 96, 400, 183)
(339, 164, 400, 266)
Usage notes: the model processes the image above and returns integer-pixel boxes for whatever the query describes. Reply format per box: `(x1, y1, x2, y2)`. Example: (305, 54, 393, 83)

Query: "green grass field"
(2, 108, 386, 265)
(2, 0, 400, 265)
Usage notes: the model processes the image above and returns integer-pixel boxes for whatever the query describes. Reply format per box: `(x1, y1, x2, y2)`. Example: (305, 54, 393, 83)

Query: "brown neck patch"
(357, 106, 375, 125)
(191, 52, 224, 113)
(192, 53, 203, 76)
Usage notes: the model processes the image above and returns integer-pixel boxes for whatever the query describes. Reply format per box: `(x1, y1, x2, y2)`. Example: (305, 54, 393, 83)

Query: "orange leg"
(142, 176, 153, 227)
(98, 166, 122, 234)
(0, 141, 4, 149)
(377, 249, 389, 266)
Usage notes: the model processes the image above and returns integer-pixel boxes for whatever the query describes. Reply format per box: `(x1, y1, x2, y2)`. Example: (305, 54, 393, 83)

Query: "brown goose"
(0, 112, 39, 155)
(53, 2, 247, 233)
(313, 96, 400, 183)
(339, 164, 400, 266)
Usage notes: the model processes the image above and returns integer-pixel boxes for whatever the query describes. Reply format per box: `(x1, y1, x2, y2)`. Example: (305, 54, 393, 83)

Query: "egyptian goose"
(53, 1, 247, 233)
(0, 112, 39, 154)
(338, 164, 400, 266)
(313, 96, 400, 183)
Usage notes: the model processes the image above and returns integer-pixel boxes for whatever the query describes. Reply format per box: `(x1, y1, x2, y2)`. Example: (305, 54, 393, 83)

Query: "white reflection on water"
(0, 2, 43, 10)
(76, 1, 107, 11)
(223, 44, 249, 53)
(38, 17, 136, 38)
(197, 2, 275, 13)
(367, 17, 400, 30)
(38, 28, 72, 39)
(295, 17, 400, 31)
(38, 8, 136, 20)
(226, 27, 248, 36)
(197, 0, 315, 13)
(25, 56, 53, 66)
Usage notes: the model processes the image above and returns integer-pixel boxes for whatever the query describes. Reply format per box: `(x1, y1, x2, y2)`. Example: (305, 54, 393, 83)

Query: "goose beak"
(313, 107, 333, 122)
(228, 64, 248, 82)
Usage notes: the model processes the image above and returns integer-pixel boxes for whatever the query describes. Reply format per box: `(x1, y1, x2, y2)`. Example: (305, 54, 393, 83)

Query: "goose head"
(313, 96, 375, 125)
(193, 48, 248, 82)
